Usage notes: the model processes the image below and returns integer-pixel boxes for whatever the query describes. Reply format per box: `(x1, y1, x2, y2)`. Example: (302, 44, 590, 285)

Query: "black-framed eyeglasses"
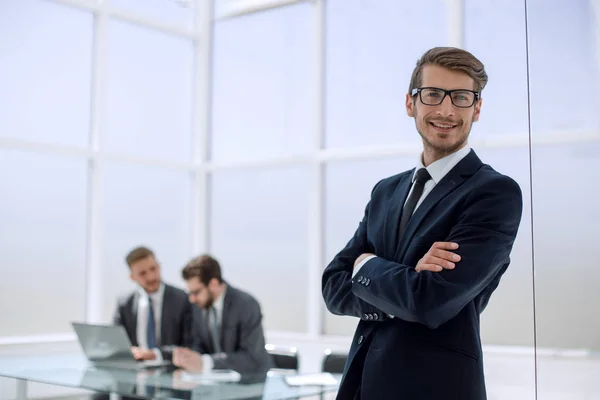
(411, 87, 479, 108)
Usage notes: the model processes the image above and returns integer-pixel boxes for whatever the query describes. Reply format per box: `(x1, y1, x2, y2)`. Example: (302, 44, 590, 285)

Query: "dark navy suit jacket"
(322, 149, 523, 400)
(190, 284, 272, 374)
(113, 283, 193, 361)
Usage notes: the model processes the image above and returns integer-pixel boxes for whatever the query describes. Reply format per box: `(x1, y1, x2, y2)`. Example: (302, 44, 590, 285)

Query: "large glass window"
(0, 0, 93, 147)
(0, 150, 88, 336)
(209, 165, 310, 332)
(211, 3, 314, 163)
(463, 0, 529, 139)
(325, 0, 449, 150)
(104, 19, 194, 161)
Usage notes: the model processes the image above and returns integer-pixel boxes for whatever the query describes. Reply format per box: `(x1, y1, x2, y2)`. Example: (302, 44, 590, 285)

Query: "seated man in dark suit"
(113, 246, 192, 362)
(172, 254, 271, 374)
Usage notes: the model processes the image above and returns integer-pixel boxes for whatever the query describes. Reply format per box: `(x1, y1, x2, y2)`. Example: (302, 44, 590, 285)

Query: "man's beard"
(416, 117, 473, 156)
(204, 293, 215, 309)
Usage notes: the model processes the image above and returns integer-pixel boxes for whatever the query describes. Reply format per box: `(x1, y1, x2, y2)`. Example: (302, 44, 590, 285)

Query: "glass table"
(0, 353, 340, 400)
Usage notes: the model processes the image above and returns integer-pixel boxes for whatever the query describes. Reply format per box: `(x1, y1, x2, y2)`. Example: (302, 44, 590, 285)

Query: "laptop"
(72, 322, 171, 370)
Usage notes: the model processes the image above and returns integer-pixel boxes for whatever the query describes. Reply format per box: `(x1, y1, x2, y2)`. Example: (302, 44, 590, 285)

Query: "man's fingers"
(430, 248, 461, 262)
(416, 243, 460, 273)
(416, 263, 443, 273)
(425, 255, 456, 269)
(432, 241, 459, 250)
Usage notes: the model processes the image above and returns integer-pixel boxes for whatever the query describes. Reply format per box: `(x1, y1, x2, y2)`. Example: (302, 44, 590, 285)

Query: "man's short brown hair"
(408, 47, 488, 94)
(125, 246, 154, 268)
(182, 254, 223, 286)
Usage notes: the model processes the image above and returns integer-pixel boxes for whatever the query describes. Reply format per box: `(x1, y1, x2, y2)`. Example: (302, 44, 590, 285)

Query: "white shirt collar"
(413, 145, 471, 184)
(138, 282, 165, 301)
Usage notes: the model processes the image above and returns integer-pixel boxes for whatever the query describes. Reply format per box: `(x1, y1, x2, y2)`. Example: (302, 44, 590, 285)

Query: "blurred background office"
(0, 0, 599, 399)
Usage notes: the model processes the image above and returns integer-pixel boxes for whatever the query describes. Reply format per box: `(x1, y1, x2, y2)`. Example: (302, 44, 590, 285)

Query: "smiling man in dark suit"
(172, 254, 271, 374)
(113, 246, 192, 363)
(322, 47, 523, 399)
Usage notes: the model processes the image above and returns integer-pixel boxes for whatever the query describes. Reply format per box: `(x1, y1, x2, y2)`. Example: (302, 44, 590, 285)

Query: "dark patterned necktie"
(206, 307, 221, 353)
(399, 168, 431, 237)
(147, 298, 157, 349)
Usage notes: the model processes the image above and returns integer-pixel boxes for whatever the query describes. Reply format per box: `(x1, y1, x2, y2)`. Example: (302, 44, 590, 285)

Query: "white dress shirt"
(136, 282, 165, 360)
(352, 145, 472, 277)
(201, 285, 227, 372)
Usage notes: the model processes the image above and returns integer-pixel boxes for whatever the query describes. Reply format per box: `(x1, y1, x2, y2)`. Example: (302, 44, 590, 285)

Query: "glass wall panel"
(529, 1, 600, 397)
(464, 2, 537, 397)
(464, 0, 529, 139)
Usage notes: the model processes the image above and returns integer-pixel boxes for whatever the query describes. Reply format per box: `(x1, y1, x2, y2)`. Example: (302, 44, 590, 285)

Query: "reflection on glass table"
(0, 353, 339, 400)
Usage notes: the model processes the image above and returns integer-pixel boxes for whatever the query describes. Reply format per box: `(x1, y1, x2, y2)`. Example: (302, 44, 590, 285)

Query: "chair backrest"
(265, 344, 299, 373)
(322, 350, 348, 374)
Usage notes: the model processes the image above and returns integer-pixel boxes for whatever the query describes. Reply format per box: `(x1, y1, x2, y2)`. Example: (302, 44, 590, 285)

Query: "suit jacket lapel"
(383, 170, 414, 257)
(394, 150, 483, 260)
(130, 292, 139, 344)
(160, 285, 170, 346)
(194, 307, 211, 354)
(220, 287, 233, 347)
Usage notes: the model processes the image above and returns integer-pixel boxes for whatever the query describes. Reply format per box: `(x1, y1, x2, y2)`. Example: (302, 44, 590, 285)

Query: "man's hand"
(131, 347, 157, 361)
(415, 242, 461, 273)
(354, 253, 375, 268)
(173, 347, 203, 372)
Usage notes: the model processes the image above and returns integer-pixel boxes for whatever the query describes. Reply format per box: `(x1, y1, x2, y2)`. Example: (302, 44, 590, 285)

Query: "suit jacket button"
(358, 335, 364, 344)
(363, 313, 369, 320)
(373, 313, 379, 320)
(365, 278, 371, 286)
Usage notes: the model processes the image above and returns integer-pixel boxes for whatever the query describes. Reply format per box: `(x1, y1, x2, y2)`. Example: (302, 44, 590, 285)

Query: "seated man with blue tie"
(172, 254, 271, 374)
(113, 246, 192, 362)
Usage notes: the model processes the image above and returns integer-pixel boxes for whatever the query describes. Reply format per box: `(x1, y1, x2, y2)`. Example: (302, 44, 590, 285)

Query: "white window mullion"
(215, 0, 304, 20)
(306, 0, 325, 338)
(85, 5, 108, 324)
(591, 0, 600, 79)
(445, 0, 464, 48)
(192, 0, 214, 255)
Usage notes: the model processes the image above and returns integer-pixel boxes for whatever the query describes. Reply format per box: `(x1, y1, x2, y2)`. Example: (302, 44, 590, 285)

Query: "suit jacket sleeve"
(158, 296, 193, 361)
(321, 181, 389, 321)
(113, 299, 123, 326)
(211, 299, 270, 374)
(351, 176, 523, 329)
(180, 299, 194, 348)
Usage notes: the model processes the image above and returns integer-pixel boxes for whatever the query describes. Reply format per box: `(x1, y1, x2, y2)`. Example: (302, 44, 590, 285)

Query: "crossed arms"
(322, 176, 523, 329)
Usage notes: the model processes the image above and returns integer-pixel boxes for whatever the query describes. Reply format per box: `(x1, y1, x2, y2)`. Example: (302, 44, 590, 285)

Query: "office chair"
(320, 349, 347, 400)
(265, 344, 299, 375)
(321, 349, 348, 374)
